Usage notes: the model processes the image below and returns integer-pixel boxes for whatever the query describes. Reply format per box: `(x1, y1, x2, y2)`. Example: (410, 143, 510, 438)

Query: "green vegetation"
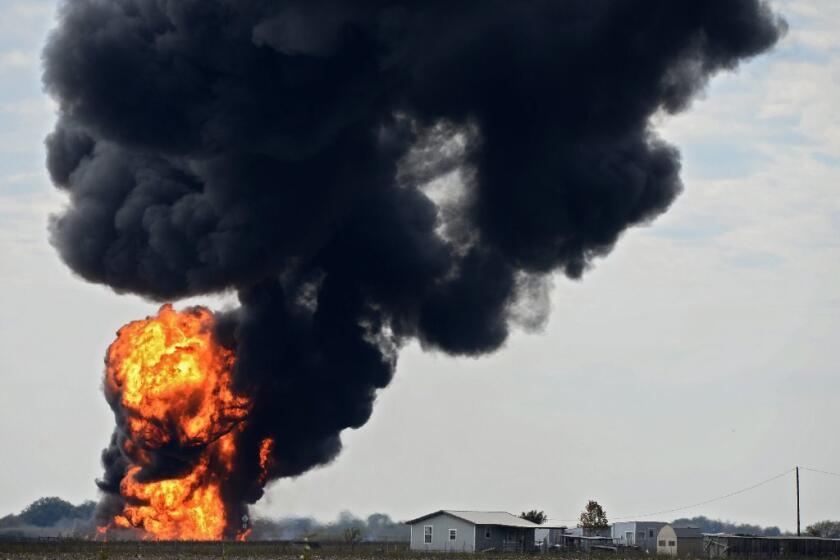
(0, 497, 96, 537)
(672, 515, 781, 536)
(578, 500, 609, 529)
(807, 520, 840, 538)
(251, 511, 407, 541)
(344, 527, 363, 544)
(519, 510, 547, 525)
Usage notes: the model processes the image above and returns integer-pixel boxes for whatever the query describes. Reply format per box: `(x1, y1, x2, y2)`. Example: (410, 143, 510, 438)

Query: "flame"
(106, 304, 249, 449)
(237, 528, 253, 542)
(258, 438, 275, 485)
(100, 304, 254, 540)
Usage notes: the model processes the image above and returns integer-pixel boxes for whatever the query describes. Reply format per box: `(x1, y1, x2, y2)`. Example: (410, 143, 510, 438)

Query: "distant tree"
(672, 516, 781, 536)
(578, 500, 609, 529)
(74, 501, 96, 520)
(344, 526, 362, 544)
(520, 510, 547, 525)
(249, 512, 409, 541)
(806, 521, 840, 538)
(18, 497, 78, 527)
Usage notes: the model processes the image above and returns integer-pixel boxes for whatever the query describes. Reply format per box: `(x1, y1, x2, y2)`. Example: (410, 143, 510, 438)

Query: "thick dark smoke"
(43, 0, 784, 532)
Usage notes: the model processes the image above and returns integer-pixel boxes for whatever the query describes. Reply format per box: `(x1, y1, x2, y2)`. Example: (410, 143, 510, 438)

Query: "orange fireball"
(101, 304, 254, 540)
(106, 304, 249, 449)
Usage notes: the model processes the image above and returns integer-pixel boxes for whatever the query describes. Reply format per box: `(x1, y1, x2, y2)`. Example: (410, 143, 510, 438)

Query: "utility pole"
(796, 466, 801, 536)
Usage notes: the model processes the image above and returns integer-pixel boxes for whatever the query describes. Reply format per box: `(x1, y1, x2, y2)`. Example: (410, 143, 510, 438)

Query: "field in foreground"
(0, 540, 500, 560)
(0, 539, 643, 560)
(7, 541, 840, 560)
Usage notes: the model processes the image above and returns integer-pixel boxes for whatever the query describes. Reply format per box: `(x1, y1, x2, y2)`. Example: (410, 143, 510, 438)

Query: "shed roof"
(672, 527, 702, 538)
(405, 510, 541, 528)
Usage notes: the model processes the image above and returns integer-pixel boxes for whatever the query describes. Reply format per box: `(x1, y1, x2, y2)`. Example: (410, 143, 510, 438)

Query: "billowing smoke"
(43, 0, 784, 535)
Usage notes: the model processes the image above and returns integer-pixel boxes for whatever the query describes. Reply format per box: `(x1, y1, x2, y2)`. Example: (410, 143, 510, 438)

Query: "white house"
(405, 510, 540, 553)
(612, 521, 668, 552)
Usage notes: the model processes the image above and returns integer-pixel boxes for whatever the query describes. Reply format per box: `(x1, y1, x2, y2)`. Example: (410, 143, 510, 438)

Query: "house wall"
(613, 522, 637, 546)
(474, 525, 534, 552)
(409, 513, 475, 553)
(613, 521, 667, 552)
(475, 524, 504, 552)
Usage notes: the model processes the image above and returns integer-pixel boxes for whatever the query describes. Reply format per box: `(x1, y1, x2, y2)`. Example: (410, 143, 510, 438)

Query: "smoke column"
(43, 0, 784, 535)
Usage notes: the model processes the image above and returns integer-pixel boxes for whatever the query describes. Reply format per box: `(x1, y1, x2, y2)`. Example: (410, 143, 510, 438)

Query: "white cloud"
(0, 50, 35, 69)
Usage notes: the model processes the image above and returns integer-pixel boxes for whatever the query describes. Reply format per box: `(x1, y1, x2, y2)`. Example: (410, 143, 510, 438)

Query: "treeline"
(671, 516, 840, 538)
(251, 511, 409, 541)
(5, 497, 816, 542)
(806, 521, 840, 538)
(672, 515, 781, 536)
(0, 498, 409, 542)
(0, 497, 95, 538)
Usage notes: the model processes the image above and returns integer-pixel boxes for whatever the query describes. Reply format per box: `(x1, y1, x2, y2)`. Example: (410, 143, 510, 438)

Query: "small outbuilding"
(658, 526, 703, 557)
(552, 533, 616, 552)
(613, 521, 668, 552)
(704, 534, 840, 557)
(405, 510, 539, 553)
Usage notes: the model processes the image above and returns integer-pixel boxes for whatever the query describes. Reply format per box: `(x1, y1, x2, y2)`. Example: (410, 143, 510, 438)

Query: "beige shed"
(657, 526, 703, 557)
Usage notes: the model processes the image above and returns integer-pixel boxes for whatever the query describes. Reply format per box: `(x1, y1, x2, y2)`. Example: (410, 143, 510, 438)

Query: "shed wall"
(658, 526, 703, 558)
(658, 526, 678, 556)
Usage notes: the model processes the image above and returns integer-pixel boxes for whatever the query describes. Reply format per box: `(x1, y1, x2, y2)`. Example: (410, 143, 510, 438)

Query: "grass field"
(7, 540, 840, 560)
(0, 539, 489, 560)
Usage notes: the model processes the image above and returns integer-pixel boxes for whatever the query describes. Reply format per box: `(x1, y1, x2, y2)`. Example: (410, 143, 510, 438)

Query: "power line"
(547, 468, 794, 524)
(800, 466, 840, 479)
(611, 468, 794, 521)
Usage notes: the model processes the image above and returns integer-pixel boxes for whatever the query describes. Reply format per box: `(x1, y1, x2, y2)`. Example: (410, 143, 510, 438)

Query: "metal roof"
(672, 527, 702, 538)
(405, 510, 541, 528)
(704, 533, 840, 541)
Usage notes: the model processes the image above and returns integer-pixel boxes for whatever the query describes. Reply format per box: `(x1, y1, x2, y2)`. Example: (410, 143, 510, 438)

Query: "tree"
(344, 527, 362, 544)
(18, 497, 78, 527)
(520, 510, 547, 524)
(578, 500, 609, 529)
(806, 520, 840, 538)
(672, 516, 780, 536)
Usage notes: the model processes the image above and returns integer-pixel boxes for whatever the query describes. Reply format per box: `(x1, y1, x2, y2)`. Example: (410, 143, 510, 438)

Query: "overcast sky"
(1, 0, 838, 532)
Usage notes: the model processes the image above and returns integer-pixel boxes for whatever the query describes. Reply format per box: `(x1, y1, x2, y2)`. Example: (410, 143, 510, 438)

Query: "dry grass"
(0, 540, 435, 560)
(7, 541, 840, 560)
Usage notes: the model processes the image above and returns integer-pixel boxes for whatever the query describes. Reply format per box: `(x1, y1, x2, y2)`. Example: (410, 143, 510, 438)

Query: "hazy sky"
(1, 0, 838, 532)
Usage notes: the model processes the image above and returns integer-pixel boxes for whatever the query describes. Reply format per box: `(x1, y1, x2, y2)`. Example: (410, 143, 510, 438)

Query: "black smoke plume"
(43, 0, 784, 534)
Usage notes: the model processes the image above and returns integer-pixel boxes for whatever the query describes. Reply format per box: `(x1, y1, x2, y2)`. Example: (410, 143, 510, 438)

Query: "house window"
(424, 526, 433, 544)
(649, 530, 655, 538)
(638, 531, 645, 541)
(485, 527, 492, 539)
(659, 540, 666, 546)
(449, 529, 457, 541)
(668, 541, 676, 547)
